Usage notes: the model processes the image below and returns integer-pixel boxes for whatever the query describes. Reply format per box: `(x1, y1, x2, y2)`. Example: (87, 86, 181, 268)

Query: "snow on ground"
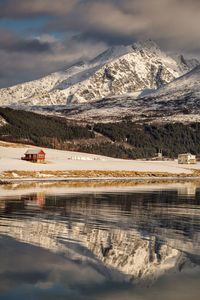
(0, 116, 7, 127)
(0, 141, 199, 175)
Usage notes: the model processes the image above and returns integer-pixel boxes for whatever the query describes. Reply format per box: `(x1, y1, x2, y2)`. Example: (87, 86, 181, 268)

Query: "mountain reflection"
(0, 188, 200, 299)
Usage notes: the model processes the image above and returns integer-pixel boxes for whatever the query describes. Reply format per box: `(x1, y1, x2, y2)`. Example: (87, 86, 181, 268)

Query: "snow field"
(0, 142, 200, 176)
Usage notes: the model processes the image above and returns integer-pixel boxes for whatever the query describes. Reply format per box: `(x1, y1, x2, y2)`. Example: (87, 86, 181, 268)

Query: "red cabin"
(21, 149, 45, 163)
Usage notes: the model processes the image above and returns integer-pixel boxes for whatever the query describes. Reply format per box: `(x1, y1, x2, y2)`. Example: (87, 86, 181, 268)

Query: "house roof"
(25, 149, 45, 155)
(178, 153, 195, 157)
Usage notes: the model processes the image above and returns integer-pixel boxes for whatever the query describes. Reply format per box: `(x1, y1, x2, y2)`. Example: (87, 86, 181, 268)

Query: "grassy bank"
(2, 169, 200, 180)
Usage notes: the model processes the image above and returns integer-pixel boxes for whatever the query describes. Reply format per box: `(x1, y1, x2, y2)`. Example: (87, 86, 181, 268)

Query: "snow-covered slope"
(57, 64, 200, 123)
(132, 64, 200, 122)
(0, 40, 197, 107)
(0, 115, 7, 127)
(147, 64, 200, 100)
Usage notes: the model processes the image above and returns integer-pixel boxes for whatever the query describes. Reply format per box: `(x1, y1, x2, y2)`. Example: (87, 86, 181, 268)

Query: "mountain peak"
(89, 44, 133, 65)
(132, 39, 162, 55)
(171, 53, 200, 73)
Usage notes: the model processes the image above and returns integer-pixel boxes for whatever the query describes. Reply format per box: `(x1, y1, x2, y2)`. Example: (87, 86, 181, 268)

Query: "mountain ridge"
(0, 40, 198, 108)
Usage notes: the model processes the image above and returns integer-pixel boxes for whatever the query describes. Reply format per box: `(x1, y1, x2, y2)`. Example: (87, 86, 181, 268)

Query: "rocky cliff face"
(144, 64, 200, 102)
(0, 40, 197, 107)
(67, 48, 178, 103)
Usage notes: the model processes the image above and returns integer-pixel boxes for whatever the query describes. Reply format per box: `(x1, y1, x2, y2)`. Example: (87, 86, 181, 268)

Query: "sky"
(0, 0, 199, 88)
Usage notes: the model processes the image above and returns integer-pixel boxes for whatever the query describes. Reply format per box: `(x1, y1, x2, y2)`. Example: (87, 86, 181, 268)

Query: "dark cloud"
(0, 31, 107, 88)
(0, 0, 78, 18)
(0, 30, 52, 53)
(42, 0, 200, 52)
(0, 0, 200, 52)
(13, 39, 51, 52)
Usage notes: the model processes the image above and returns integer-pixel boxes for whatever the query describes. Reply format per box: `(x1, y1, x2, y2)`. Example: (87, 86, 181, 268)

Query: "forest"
(1, 107, 200, 159)
(93, 121, 200, 158)
(0, 107, 94, 147)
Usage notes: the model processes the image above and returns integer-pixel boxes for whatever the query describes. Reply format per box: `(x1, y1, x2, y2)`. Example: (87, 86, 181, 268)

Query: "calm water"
(0, 184, 200, 299)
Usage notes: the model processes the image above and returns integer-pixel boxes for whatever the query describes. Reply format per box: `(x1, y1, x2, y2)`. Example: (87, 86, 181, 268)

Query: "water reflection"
(0, 186, 200, 299)
(178, 183, 197, 196)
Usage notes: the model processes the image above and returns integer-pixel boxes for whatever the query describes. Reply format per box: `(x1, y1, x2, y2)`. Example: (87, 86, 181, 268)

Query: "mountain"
(145, 64, 200, 101)
(58, 64, 200, 124)
(133, 64, 200, 123)
(0, 40, 198, 107)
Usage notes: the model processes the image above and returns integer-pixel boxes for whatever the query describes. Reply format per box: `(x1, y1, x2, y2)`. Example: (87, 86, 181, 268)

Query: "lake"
(0, 181, 200, 299)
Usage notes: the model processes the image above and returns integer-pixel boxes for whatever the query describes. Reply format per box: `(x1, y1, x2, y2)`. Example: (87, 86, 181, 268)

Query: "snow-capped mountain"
(0, 40, 197, 107)
(57, 64, 200, 123)
(146, 64, 200, 101)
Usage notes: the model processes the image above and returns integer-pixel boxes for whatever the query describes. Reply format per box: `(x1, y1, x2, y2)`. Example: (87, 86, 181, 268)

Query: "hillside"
(1, 108, 200, 159)
(0, 107, 94, 147)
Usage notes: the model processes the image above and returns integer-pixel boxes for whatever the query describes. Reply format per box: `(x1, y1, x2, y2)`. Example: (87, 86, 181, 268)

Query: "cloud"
(44, 1, 148, 41)
(0, 29, 51, 53)
(0, 0, 79, 18)
(42, 0, 200, 51)
(1, 0, 200, 51)
(118, 0, 200, 48)
(0, 30, 107, 88)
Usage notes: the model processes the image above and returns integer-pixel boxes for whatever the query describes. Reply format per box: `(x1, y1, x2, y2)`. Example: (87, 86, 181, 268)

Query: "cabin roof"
(178, 153, 195, 157)
(25, 149, 45, 155)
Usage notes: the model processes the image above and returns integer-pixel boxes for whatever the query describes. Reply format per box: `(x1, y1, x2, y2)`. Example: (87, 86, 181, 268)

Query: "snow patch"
(0, 116, 7, 127)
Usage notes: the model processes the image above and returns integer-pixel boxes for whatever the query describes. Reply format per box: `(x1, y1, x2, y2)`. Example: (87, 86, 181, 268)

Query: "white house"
(178, 153, 196, 164)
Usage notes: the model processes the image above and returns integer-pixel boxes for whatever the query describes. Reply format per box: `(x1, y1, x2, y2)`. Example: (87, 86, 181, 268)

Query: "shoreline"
(1, 175, 200, 184)
(1, 175, 200, 199)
